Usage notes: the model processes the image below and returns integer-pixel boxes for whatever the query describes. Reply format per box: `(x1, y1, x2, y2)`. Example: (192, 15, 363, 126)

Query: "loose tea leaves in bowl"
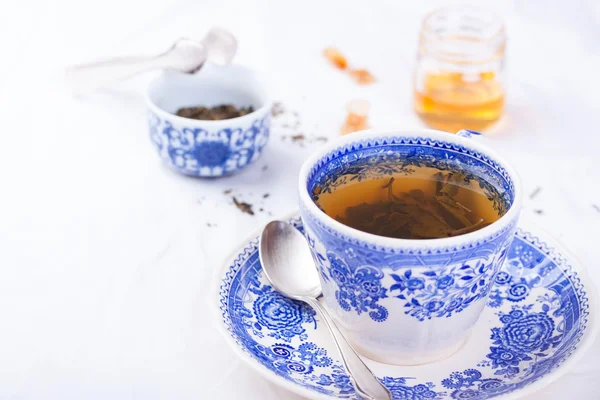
(314, 169, 506, 239)
(176, 104, 255, 120)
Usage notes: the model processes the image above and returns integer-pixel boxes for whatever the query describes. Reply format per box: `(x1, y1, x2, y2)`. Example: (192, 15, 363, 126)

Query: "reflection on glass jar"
(413, 6, 507, 132)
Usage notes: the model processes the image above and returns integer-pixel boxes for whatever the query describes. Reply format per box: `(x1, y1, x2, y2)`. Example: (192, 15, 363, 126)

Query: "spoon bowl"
(259, 220, 393, 400)
(260, 221, 322, 300)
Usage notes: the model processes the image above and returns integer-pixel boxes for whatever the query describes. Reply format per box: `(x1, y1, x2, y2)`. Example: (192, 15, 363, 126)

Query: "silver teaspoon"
(259, 221, 392, 400)
(66, 27, 237, 95)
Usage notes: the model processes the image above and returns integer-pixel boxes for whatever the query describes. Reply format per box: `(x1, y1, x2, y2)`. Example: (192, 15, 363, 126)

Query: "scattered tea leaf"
(233, 197, 254, 215)
(533, 209, 544, 215)
(529, 187, 542, 199)
(281, 133, 327, 146)
(263, 193, 270, 198)
(291, 134, 305, 142)
(271, 102, 285, 117)
(223, 189, 232, 195)
(593, 204, 600, 214)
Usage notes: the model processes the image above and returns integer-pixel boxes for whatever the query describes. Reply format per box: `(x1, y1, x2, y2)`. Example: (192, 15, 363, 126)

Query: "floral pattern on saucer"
(235, 275, 316, 342)
(216, 218, 592, 399)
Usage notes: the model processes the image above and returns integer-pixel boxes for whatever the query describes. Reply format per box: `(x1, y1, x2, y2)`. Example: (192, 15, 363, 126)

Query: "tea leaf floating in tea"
(326, 170, 500, 239)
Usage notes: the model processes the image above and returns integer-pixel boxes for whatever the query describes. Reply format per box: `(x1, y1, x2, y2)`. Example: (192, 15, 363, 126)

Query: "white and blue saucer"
(213, 216, 598, 399)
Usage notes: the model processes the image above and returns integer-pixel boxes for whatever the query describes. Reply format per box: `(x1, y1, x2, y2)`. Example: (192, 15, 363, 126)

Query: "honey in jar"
(413, 6, 507, 132)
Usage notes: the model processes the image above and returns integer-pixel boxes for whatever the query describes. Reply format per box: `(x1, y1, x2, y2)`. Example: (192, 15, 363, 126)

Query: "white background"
(1, 0, 599, 399)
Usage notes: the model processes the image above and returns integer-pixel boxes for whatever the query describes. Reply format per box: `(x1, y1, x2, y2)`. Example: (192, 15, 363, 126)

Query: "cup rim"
(298, 129, 522, 250)
(145, 64, 273, 127)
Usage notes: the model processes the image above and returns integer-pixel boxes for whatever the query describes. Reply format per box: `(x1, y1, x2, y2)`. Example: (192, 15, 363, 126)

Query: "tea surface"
(314, 167, 505, 239)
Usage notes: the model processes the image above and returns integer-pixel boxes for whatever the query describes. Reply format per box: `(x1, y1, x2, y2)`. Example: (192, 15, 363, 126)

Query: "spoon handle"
(305, 297, 392, 400)
(65, 38, 208, 95)
(65, 54, 172, 94)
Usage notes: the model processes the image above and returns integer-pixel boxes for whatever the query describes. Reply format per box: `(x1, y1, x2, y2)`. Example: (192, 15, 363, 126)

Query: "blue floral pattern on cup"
(216, 217, 591, 399)
(148, 111, 270, 177)
(314, 245, 509, 322)
(328, 252, 389, 322)
(301, 136, 517, 327)
(486, 240, 550, 307)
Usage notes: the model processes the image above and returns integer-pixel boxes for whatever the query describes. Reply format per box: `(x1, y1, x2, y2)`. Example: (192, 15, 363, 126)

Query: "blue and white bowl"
(146, 64, 271, 177)
(298, 129, 522, 365)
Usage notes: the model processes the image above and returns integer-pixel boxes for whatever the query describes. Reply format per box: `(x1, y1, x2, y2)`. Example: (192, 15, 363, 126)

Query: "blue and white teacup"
(146, 64, 271, 177)
(298, 129, 522, 365)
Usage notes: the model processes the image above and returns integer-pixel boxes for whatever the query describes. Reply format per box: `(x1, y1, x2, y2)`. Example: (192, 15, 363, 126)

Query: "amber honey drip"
(414, 71, 504, 132)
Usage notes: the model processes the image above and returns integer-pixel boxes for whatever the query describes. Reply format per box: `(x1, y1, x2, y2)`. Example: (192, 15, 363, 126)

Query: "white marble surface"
(1, 0, 599, 398)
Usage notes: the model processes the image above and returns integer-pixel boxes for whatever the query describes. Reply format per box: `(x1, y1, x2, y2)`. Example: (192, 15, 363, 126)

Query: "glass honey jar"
(413, 6, 507, 132)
